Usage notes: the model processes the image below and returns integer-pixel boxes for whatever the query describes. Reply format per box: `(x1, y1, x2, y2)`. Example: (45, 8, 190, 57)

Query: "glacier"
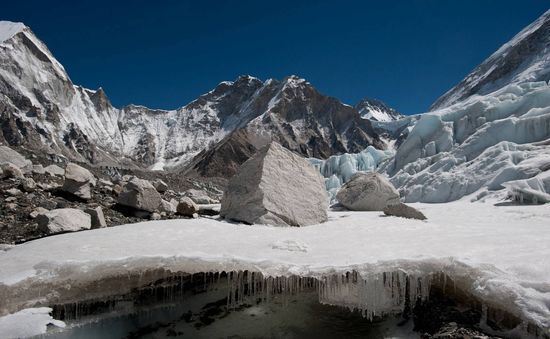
(308, 146, 394, 201)
(0, 201, 549, 337)
(389, 81, 550, 203)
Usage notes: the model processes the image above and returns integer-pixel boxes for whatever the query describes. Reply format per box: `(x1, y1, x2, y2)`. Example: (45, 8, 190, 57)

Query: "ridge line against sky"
(2, 0, 549, 115)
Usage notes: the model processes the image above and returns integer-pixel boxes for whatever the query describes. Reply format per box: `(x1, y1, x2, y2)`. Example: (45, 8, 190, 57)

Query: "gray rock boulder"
(0, 146, 32, 172)
(62, 163, 97, 200)
(44, 164, 65, 177)
(160, 199, 177, 215)
(37, 208, 91, 235)
(1, 163, 24, 179)
(85, 206, 107, 228)
(32, 164, 46, 175)
(383, 203, 427, 220)
(20, 177, 36, 192)
(184, 189, 217, 204)
(220, 142, 328, 226)
(152, 179, 169, 193)
(177, 197, 199, 217)
(336, 172, 400, 211)
(117, 176, 162, 212)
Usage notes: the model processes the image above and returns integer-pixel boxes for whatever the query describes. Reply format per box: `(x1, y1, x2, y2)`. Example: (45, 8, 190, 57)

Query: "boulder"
(20, 177, 36, 192)
(336, 172, 400, 211)
(117, 177, 162, 212)
(36, 208, 91, 235)
(44, 164, 65, 177)
(177, 197, 199, 217)
(85, 206, 107, 228)
(184, 189, 217, 204)
(220, 142, 328, 226)
(32, 164, 46, 175)
(150, 212, 161, 220)
(62, 163, 97, 200)
(383, 203, 427, 220)
(152, 179, 169, 193)
(1, 162, 24, 179)
(160, 199, 177, 215)
(0, 146, 32, 172)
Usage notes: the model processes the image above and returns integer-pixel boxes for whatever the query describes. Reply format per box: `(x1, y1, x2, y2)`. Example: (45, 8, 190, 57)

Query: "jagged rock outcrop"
(220, 142, 328, 226)
(336, 172, 400, 211)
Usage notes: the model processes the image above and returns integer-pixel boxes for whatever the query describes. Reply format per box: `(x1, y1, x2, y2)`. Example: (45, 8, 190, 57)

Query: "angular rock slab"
(37, 208, 91, 235)
(117, 177, 161, 212)
(336, 172, 400, 211)
(220, 142, 328, 226)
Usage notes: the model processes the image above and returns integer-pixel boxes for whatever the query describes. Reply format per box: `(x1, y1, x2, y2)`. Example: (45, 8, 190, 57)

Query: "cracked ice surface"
(0, 201, 549, 332)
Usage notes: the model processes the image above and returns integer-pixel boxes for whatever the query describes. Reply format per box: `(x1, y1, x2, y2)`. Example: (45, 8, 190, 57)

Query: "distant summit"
(355, 97, 402, 122)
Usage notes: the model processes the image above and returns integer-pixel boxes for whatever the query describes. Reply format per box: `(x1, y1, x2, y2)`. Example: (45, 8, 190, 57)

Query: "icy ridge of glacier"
(308, 146, 394, 201)
(389, 81, 550, 203)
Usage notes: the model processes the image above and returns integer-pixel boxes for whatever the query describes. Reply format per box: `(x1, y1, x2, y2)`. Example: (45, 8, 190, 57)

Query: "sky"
(2, 1, 549, 114)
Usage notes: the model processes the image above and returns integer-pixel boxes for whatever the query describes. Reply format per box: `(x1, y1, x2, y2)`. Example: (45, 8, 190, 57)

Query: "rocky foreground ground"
(0, 144, 224, 244)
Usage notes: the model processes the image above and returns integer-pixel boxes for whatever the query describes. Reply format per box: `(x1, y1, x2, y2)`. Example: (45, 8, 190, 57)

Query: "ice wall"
(389, 82, 550, 203)
(309, 146, 394, 201)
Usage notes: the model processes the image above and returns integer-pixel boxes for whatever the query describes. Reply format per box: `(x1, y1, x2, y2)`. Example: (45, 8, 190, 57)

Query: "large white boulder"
(61, 163, 96, 200)
(117, 176, 162, 212)
(336, 172, 400, 211)
(220, 142, 328, 226)
(36, 208, 91, 235)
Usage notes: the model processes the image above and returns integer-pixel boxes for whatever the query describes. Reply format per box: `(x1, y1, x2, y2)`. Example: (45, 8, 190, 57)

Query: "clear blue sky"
(3, 1, 549, 114)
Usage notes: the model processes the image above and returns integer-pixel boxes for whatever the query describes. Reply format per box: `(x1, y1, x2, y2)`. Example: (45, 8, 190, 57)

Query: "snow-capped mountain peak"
(0, 21, 26, 43)
(355, 97, 402, 122)
(431, 9, 550, 110)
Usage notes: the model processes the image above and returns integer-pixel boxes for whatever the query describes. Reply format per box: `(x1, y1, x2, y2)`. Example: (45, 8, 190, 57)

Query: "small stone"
(30, 207, 49, 219)
(160, 199, 177, 215)
(32, 164, 46, 175)
(152, 179, 169, 193)
(150, 212, 161, 220)
(6, 188, 22, 196)
(99, 179, 113, 186)
(6, 203, 17, 211)
(44, 164, 65, 177)
(84, 206, 107, 228)
(20, 177, 36, 192)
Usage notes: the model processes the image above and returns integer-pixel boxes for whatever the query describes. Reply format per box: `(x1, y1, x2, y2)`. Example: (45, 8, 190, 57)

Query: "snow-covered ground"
(0, 200, 549, 337)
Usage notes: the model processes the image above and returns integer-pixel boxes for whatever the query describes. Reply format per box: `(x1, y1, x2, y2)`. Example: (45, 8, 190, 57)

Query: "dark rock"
(384, 203, 427, 220)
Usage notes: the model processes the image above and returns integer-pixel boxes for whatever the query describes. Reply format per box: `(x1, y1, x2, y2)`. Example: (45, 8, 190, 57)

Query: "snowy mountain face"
(0, 22, 384, 174)
(431, 9, 550, 110)
(184, 76, 386, 177)
(385, 10, 550, 203)
(355, 97, 402, 122)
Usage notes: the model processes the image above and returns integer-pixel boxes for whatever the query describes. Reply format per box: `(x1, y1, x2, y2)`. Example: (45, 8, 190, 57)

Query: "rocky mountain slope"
(431, 9, 550, 110)
(0, 21, 387, 176)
